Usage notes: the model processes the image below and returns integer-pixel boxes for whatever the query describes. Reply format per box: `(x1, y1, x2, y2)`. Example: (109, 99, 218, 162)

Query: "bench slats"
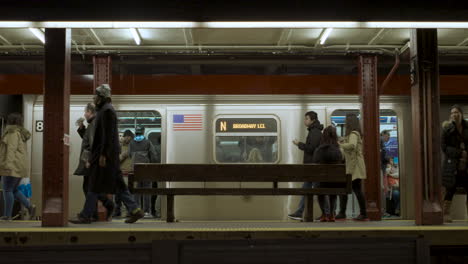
(132, 187, 349, 195)
(133, 164, 347, 182)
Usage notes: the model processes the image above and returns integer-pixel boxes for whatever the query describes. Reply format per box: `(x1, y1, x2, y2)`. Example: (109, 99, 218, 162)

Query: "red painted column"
(93, 55, 112, 89)
(42, 28, 71, 227)
(93, 55, 112, 221)
(410, 29, 443, 225)
(358, 55, 382, 221)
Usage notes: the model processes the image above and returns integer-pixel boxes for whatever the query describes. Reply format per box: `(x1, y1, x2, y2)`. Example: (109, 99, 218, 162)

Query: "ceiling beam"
(400, 41, 410, 54)
(86, 28, 103, 46)
(183, 28, 194, 46)
(368, 28, 390, 45)
(277, 29, 293, 46)
(457, 37, 468, 46)
(315, 28, 327, 47)
(0, 34, 11, 45)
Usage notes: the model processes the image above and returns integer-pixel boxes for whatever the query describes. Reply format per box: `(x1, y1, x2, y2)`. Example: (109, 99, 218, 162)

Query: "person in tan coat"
(0, 113, 36, 220)
(336, 113, 368, 221)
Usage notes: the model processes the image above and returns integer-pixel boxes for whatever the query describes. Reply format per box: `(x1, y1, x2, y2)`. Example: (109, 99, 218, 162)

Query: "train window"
(214, 116, 280, 163)
(116, 111, 162, 163)
(331, 109, 401, 219)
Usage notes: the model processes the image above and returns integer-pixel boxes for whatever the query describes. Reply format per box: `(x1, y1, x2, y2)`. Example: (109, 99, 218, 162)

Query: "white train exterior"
(22, 94, 468, 221)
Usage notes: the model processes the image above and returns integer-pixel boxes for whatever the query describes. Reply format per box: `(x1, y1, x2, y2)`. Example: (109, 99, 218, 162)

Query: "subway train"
(19, 94, 468, 221)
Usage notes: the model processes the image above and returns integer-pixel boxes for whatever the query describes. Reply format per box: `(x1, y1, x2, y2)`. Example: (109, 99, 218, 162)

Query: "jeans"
(135, 181, 151, 213)
(391, 189, 400, 213)
(338, 179, 367, 216)
(294, 182, 330, 215)
(2, 176, 31, 217)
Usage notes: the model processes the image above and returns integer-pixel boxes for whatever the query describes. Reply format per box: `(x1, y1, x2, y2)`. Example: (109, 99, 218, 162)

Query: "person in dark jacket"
(288, 111, 324, 220)
(129, 126, 158, 216)
(380, 130, 391, 216)
(73, 103, 114, 220)
(70, 84, 144, 224)
(311, 126, 343, 222)
(441, 105, 468, 223)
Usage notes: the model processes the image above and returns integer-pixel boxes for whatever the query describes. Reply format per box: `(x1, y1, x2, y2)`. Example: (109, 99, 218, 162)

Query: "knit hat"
(123, 130, 134, 138)
(95, 84, 111, 98)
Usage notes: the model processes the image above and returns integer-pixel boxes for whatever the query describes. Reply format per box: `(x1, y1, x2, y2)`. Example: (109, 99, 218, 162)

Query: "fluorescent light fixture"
(0, 21, 468, 29)
(29, 28, 45, 44)
(319, 28, 333, 45)
(129, 28, 141, 45)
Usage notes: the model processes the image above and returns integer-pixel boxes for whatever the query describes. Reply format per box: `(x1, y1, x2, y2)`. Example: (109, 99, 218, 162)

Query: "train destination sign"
(216, 118, 277, 133)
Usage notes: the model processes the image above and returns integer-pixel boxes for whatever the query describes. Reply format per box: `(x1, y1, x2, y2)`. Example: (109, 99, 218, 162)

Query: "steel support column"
(92, 55, 112, 221)
(93, 55, 112, 88)
(358, 55, 382, 221)
(410, 29, 443, 225)
(42, 29, 71, 227)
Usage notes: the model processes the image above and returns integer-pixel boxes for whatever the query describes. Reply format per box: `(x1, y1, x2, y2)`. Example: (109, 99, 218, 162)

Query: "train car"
(23, 94, 468, 221)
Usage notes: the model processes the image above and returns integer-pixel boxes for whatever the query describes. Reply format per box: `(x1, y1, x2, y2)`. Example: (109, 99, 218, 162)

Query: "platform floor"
(0, 219, 467, 246)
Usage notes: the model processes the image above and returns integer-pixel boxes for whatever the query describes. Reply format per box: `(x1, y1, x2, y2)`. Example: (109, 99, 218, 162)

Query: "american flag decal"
(173, 114, 203, 131)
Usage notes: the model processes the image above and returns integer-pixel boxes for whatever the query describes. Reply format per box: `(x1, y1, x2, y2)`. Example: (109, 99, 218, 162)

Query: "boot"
(443, 200, 452, 223)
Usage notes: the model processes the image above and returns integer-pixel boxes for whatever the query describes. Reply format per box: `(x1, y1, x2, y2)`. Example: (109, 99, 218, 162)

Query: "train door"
(116, 111, 162, 217)
(330, 109, 401, 219)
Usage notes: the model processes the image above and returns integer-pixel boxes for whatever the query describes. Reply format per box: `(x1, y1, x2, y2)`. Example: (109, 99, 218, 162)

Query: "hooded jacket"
(297, 121, 324, 164)
(0, 125, 31, 178)
(129, 136, 158, 168)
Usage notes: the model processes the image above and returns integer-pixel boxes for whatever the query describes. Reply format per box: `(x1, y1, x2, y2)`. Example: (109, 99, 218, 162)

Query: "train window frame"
(213, 114, 281, 164)
(116, 110, 162, 161)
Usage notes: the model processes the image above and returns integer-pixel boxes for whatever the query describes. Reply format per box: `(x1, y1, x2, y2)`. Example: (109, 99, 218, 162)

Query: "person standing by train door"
(0, 113, 36, 220)
(73, 103, 114, 221)
(380, 130, 391, 216)
(441, 105, 468, 223)
(288, 111, 325, 221)
(113, 129, 134, 217)
(337, 113, 369, 221)
(129, 126, 158, 217)
(70, 84, 144, 224)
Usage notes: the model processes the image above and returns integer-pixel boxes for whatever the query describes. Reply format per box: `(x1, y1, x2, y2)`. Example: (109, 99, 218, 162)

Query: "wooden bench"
(128, 164, 352, 222)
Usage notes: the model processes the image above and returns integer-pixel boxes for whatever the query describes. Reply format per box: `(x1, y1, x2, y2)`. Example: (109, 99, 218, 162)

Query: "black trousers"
(444, 171, 468, 201)
(339, 179, 367, 216)
(82, 174, 113, 218)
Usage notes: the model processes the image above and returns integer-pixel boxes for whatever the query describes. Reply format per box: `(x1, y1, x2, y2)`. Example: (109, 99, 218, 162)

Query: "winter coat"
(87, 102, 121, 194)
(441, 119, 468, 188)
(0, 125, 31, 178)
(74, 117, 96, 176)
(120, 142, 132, 172)
(380, 139, 390, 171)
(312, 144, 343, 164)
(298, 121, 324, 164)
(129, 138, 158, 170)
(340, 131, 367, 181)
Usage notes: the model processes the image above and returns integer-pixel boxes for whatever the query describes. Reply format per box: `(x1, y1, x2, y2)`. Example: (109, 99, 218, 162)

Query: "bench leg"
(303, 195, 314, 222)
(166, 195, 175, 223)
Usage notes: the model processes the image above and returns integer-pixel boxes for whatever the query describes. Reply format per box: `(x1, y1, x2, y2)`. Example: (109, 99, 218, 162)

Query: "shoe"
(353, 214, 370, 221)
(104, 201, 115, 221)
(125, 208, 144, 224)
(69, 214, 92, 224)
(113, 211, 122, 218)
(335, 212, 346, 221)
(28, 204, 36, 220)
(144, 212, 152, 218)
(287, 212, 303, 221)
(319, 214, 329, 222)
(0, 216, 12, 221)
(328, 214, 336, 222)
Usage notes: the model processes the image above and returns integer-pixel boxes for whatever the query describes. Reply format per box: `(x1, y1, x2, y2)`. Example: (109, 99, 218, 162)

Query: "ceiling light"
(129, 28, 141, 45)
(319, 28, 333, 45)
(29, 28, 45, 44)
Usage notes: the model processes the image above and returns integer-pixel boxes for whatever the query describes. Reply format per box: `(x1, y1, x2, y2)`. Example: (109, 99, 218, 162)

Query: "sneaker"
(144, 212, 152, 218)
(28, 204, 36, 220)
(335, 212, 346, 221)
(353, 214, 370, 221)
(287, 212, 303, 221)
(69, 214, 92, 224)
(328, 214, 336, 222)
(125, 208, 144, 224)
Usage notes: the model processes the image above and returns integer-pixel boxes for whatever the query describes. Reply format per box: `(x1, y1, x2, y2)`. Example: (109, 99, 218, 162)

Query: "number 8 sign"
(36, 121, 44, 132)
